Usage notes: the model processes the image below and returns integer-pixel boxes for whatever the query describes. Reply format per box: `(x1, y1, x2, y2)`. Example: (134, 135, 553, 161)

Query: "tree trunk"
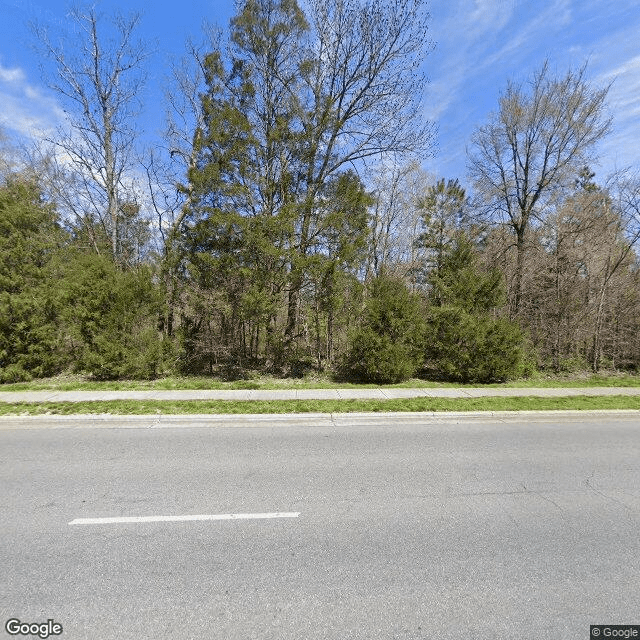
(592, 281, 607, 372)
(511, 229, 526, 318)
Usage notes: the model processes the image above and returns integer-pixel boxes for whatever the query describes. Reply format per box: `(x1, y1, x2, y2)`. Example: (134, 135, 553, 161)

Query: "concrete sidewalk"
(1, 386, 640, 403)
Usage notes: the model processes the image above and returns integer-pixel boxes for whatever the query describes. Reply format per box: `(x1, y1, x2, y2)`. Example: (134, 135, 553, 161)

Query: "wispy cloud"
(425, 0, 640, 182)
(0, 60, 65, 140)
(423, 0, 519, 123)
(480, 0, 573, 70)
(594, 54, 640, 174)
(0, 65, 26, 83)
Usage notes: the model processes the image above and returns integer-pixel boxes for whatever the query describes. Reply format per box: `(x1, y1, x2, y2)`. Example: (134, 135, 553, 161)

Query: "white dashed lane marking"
(68, 512, 300, 525)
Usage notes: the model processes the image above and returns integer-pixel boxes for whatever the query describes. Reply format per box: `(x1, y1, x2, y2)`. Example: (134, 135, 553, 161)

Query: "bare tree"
(289, 0, 436, 339)
(514, 168, 640, 371)
(365, 162, 433, 287)
(186, 0, 436, 365)
(468, 61, 611, 316)
(588, 172, 640, 370)
(141, 25, 220, 337)
(0, 127, 25, 180)
(33, 8, 153, 262)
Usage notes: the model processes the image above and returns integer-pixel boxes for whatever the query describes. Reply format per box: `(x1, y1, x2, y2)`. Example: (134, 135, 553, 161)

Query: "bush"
(425, 306, 525, 383)
(0, 363, 33, 384)
(60, 254, 164, 380)
(419, 230, 530, 383)
(340, 275, 426, 383)
(342, 327, 422, 383)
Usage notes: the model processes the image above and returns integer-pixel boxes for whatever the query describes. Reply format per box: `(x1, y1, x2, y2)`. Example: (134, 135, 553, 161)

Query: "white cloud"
(0, 64, 26, 84)
(425, 0, 576, 123)
(466, 0, 516, 40)
(599, 55, 640, 82)
(0, 61, 66, 140)
(422, 0, 519, 122)
(480, 0, 572, 70)
(424, 0, 640, 181)
(593, 54, 640, 175)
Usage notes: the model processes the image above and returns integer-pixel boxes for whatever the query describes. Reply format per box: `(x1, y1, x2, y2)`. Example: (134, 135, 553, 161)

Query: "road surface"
(2, 413, 639, 639)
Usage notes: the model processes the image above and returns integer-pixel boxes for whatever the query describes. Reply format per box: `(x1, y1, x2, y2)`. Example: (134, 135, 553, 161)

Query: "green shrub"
(419, 230, 530, 383)
(340, 275, 426, 383)
(0, 363, 33, 384)
(425, 306, 525, 383)
(342, 328, 422, 384)
(60, 254, 163, 380)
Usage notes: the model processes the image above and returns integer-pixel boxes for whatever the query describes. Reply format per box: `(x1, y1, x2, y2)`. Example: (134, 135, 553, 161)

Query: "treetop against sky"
(0, 0, 638, 182)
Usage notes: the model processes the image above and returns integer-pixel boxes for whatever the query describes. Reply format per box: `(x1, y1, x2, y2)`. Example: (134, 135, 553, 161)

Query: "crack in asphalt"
(523, 485, 564, 512)
(584, 472, 638, 513)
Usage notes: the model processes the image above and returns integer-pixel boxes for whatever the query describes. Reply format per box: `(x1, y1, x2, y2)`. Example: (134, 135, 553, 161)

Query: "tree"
(468, 62, 611, 317)
(285, 0, 434, 341)
(144, 25, 221, 340)
(307, 170, 372, 365)
(184, 0, 434, 366)
(340, 274, 426, 383)
(415, 177, 468, 280)
(34, 8, 153, 263)
(523, 168, 640, 372)
(0, 175, 67, 381)
(424, 232, 527, 382)
(583, 175, 640, 371)
(427, 232, 504, 311)
(366, 162, 430, 286)
(58, 253, 163, 380)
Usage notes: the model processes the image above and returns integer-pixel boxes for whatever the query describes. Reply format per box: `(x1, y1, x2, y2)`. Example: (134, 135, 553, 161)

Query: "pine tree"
(424, 232, 527, 382)
(0, 176, 66, 380)
(341, 274, 426, 383)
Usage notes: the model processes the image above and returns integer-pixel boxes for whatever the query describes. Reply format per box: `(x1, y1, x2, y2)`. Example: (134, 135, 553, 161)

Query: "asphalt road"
(2, 414, 639, 639)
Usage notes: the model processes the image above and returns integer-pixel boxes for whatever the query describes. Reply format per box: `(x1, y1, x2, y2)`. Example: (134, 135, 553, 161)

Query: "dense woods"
(2, 0, 639, 384)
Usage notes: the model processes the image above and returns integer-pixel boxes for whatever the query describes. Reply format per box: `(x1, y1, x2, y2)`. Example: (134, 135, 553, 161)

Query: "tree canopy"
(3, 3, 640, 383)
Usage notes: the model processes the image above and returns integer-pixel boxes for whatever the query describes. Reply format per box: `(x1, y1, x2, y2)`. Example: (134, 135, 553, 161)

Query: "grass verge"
(2, 395, 640, 416)
(2, 372, 640, 392)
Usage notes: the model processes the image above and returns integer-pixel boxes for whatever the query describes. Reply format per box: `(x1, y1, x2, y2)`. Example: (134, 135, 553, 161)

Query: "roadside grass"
(2, 395, 640, 416)
(2, 371, 640, 392)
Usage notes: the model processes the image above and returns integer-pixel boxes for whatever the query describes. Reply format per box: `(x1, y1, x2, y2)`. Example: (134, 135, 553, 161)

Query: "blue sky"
(1, 0, 639, 188)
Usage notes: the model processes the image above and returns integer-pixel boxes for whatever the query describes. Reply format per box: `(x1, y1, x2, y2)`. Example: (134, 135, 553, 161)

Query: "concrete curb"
(1, 409, 639, 430)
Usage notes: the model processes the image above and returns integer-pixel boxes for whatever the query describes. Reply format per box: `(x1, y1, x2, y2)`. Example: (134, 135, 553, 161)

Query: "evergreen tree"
(308, 170, 372, 366)
(424, 232, 527, 382)
(415, 178, 467, 278)
(428, 233, 504, 311)
(58, 253, 163, 380)
(0, 176, 66, 381)
(341, 274, 426, 383)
